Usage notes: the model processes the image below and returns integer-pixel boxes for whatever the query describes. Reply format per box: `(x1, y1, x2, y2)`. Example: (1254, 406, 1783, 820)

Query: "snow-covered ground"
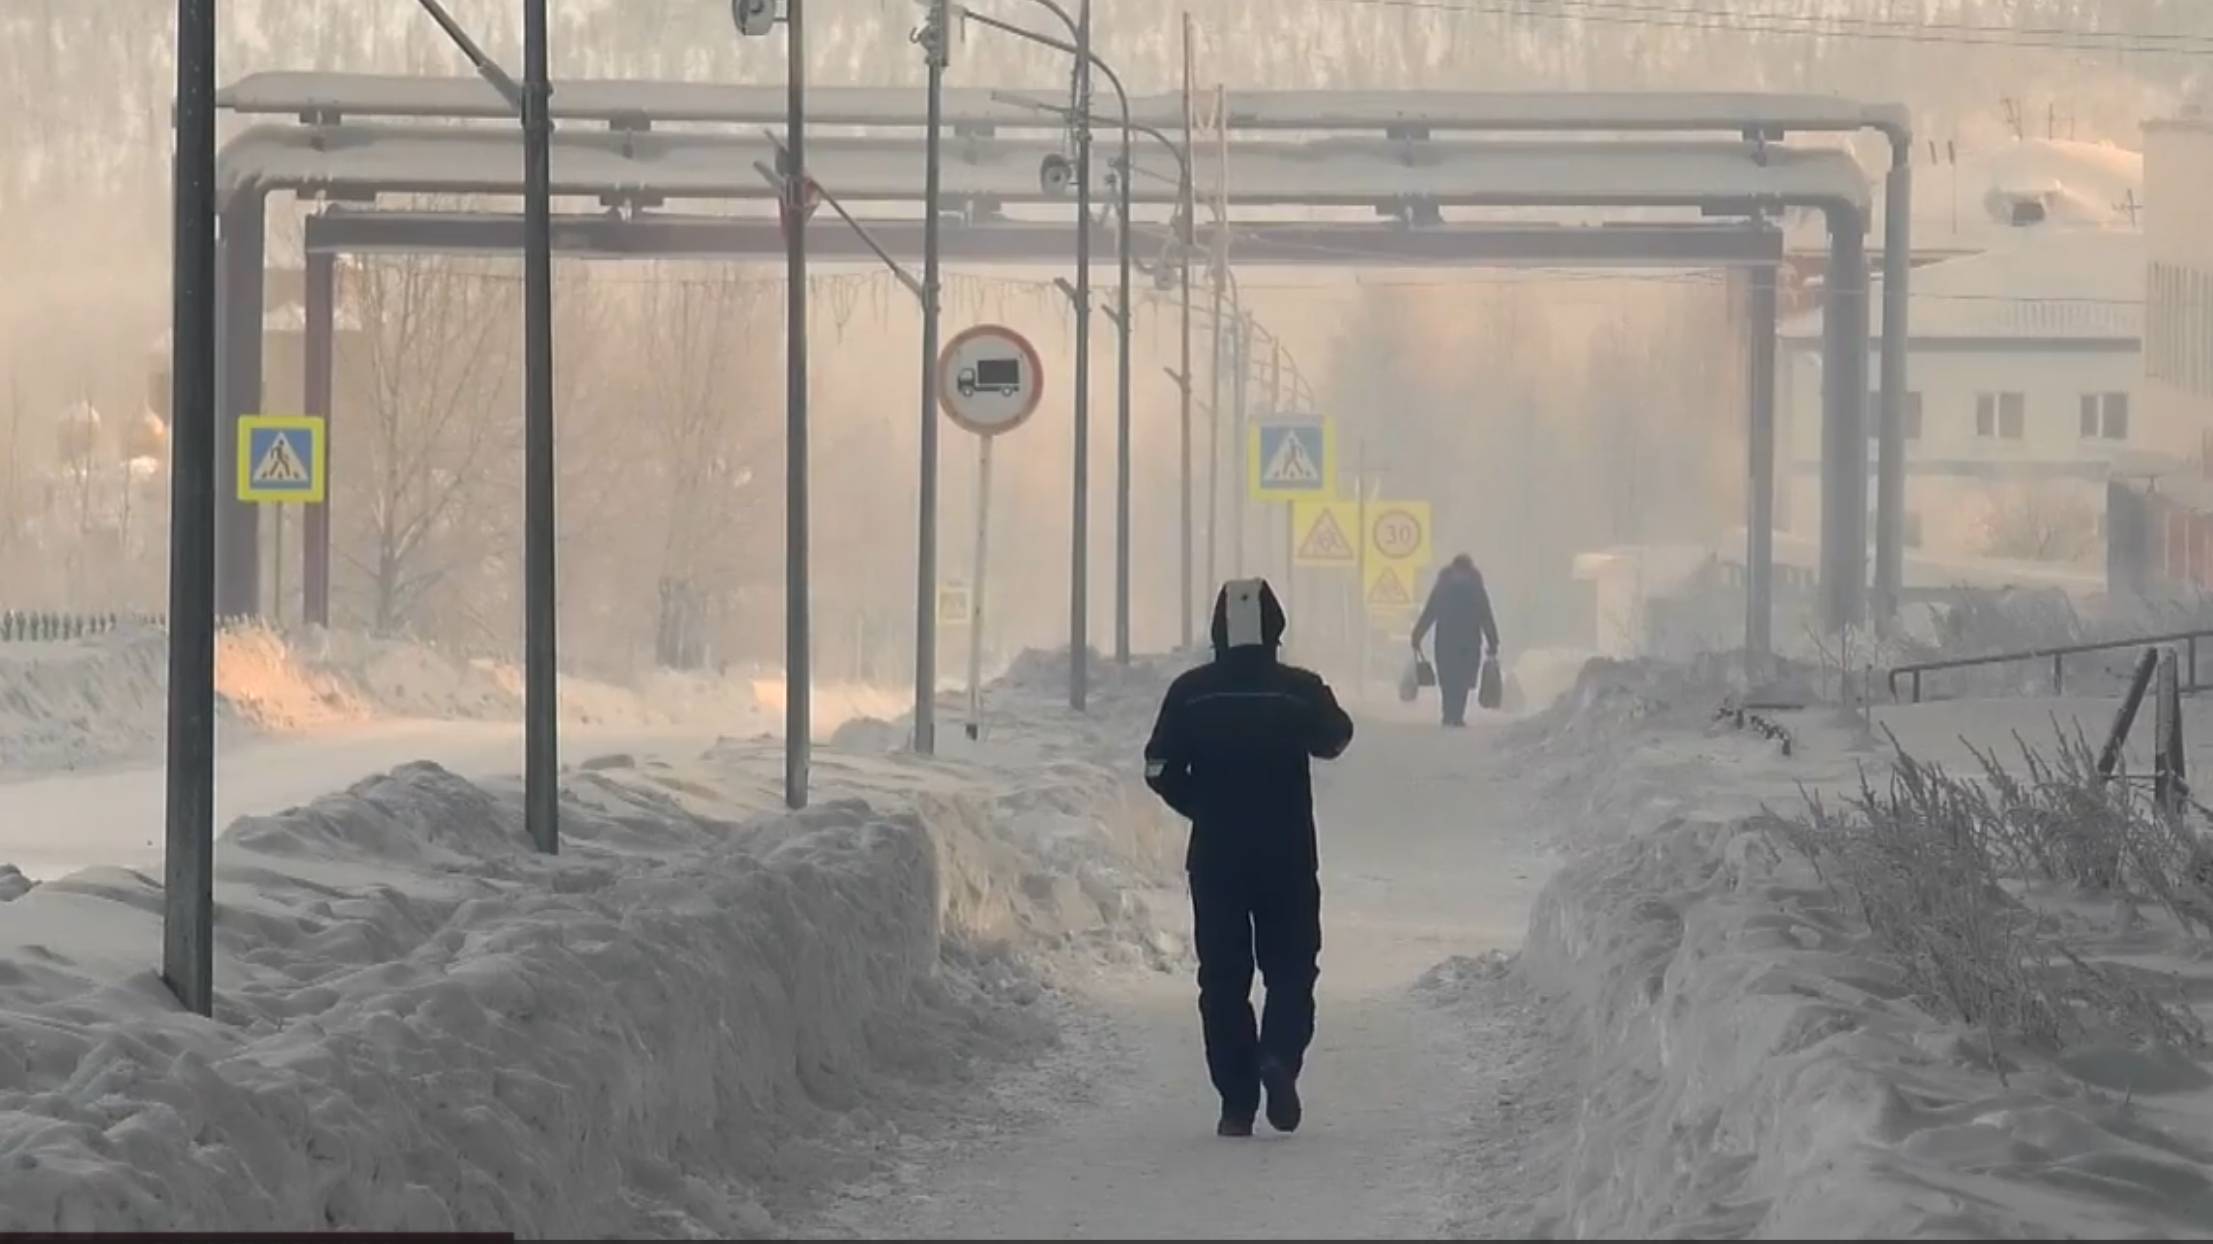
(1497, 659, 2213, 1238)
(11, 625, 2213, 1237)
(0, 649, 1183, 1235)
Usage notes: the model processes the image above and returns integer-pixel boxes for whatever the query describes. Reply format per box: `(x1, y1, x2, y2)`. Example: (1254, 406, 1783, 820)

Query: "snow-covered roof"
(1782, 228, 2142, 343)
(1887, 138, 2145, 248)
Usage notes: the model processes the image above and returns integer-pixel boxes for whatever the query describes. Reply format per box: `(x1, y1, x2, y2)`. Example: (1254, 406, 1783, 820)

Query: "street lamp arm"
(414, 0, 525, 112)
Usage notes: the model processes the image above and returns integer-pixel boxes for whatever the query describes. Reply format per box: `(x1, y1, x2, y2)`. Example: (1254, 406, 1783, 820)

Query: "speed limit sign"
(1367, 501, 1432, 567)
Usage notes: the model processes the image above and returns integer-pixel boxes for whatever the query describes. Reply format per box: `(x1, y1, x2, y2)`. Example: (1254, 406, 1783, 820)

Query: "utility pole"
(914, 0, 948, 753)
(1179, 11, 1197, 651)
(784, 0, 812, 805)
(1068, 0, 1092, 711)
(521, 0, 558, 854)
(165, 0, 219, 1017)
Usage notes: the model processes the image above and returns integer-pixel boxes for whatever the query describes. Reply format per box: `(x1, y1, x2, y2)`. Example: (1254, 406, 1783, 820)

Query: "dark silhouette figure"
(1144, 579, 1355, 1137)
(1412, 554, 1500, 727)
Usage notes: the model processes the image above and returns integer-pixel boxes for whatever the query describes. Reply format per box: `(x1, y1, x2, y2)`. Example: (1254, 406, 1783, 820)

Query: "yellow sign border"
(1366, 499, 1433, 568)
(236, 414, 328, 505)
(1363, 559, 1420, 612)
(1291, 499, 1359, 567)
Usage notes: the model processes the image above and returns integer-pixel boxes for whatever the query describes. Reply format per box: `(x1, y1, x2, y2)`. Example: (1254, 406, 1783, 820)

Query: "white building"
(2143, 111, 2213, 463)
(1779, 229, 2144, 567)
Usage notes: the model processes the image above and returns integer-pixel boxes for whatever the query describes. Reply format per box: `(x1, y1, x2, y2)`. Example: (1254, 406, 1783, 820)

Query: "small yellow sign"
(1364, 561, 1418, 613)
(236, 414, 327, 505)
(1366, 500, 1433, 569)
(1291, 499, 1359, 567)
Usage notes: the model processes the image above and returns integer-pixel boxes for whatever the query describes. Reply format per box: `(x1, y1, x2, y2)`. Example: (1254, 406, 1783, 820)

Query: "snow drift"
(1508, 658, 2213, 1239)
(0, 716, 1176, 1234)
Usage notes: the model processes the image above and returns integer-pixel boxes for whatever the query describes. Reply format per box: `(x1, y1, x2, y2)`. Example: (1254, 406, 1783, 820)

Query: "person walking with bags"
(1411, 554, 1500, 728)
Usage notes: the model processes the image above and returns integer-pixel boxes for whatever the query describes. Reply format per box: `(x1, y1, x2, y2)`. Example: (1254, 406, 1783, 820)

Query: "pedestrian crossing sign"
(1247, 419, 1335, 502)
(236, 415, 326, 504)
(1364, 561, 1416, 614)
(1292, 499, 1359, 567)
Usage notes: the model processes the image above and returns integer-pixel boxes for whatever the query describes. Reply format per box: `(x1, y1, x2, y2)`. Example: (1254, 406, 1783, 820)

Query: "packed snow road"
(812, 712, 1563, 1240)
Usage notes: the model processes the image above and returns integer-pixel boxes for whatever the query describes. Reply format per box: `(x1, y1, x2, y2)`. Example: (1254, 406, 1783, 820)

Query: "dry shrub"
(1772, 733, 2205, 1058)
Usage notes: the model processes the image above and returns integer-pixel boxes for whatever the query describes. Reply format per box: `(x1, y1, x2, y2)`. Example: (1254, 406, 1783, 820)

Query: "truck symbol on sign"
(958, 357, 1023, 398)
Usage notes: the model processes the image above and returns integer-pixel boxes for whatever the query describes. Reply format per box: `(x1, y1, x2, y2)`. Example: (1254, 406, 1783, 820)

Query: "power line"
(1316, 0, 2213, 55)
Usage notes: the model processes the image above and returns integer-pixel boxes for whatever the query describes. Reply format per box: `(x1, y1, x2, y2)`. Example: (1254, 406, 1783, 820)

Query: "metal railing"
(0, 611, 168, 642)
(1888, 628, 2213, 704)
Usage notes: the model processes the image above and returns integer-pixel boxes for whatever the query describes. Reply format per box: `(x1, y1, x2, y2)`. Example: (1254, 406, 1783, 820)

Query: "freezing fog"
(6, 1, 2213, 1239)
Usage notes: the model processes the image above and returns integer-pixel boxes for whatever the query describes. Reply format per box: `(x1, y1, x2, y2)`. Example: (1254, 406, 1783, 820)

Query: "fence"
(0, 611, 167, 642)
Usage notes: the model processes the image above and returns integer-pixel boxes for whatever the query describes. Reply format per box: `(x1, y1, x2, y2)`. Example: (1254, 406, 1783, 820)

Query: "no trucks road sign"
(938, 324, 1045, 437)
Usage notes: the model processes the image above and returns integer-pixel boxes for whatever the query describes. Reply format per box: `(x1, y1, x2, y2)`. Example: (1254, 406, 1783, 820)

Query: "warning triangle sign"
(1298, 508, 1356, 563)
(1261, 430, 1322, 486)
(1366, 564, 1413, 608)
(252, 432, 310, 485)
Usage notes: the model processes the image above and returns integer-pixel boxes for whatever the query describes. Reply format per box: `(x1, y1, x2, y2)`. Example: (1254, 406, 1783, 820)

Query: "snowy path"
(818, 717, 1560, 1240)
(0, 720, 717, 880)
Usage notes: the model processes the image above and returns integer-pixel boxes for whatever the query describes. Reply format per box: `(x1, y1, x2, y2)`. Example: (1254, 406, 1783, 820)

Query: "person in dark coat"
(1411, 554, 1500, 728)
(1143, 578, 1355, 1138)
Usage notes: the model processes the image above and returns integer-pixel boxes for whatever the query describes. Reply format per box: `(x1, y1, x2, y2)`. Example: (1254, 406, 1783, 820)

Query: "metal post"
(1179, 16, 1196, 652)
(521, 0, 558, 855)
(1231, 310, 1249, 579)
(1114, 105, 1133, 666)
(165, 0, 219, 1018)
(785, 0, 812, 804)
(303, 250, 334, 628)
(1068, 0, 1092, 712)
(1875, 151, 1912, 631)
(1269, 336, 1287, 613)
(1819, 209, 1869, 633)
(966, 435, 993, 740)
(1747, 257, 1778, 672)
(914, 0, 946, 753)
(215, 194, 266, 620)
(1355, 448, 1369, 701)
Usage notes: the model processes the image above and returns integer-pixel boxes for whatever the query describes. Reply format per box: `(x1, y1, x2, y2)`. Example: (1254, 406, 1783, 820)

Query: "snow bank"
(0, 626, 191, 774)
(0, 717, 1176, 1233)
(1508, 657, 2213, 1238)
(0, 624, 789, 780)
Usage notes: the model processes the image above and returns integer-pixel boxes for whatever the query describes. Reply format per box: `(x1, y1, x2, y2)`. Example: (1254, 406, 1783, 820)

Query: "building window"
(1866, 391, 1923, 439)
(2081, 392, 2129, 441)
(1978, 392, 2025, 440)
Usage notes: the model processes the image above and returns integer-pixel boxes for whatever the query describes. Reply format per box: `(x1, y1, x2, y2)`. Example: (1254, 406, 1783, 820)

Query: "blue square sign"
(237, 415, 326, 504)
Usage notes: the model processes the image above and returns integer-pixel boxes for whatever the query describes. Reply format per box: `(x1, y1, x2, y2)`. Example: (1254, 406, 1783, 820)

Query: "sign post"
(938, 324, 1045, 742)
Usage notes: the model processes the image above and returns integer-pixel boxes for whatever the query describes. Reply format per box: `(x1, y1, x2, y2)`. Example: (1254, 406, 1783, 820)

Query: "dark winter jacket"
(1144, 581, 1355, 877)
(1412, 558, 1499, 679)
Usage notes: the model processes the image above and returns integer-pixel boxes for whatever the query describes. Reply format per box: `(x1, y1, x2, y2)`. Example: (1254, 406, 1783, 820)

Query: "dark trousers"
(1190, 867, 1322, 1117)
(1439, 656, 1478, 725)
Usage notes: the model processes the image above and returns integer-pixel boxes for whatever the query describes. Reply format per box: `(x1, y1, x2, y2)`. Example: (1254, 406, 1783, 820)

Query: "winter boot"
(1259, 1058, 1302, 1134)
(1217, 1111, 1255, 1138)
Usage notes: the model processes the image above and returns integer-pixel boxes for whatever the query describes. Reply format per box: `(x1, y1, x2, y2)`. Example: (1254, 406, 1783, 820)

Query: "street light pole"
(915, 0, 948, 754)
(521, 0, 558, 855)
(1113, 101, 1133, 666)
(784, 0, 812, 805)
(165, 0, 218, 1017)
(1070, 0, 1092, 710)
